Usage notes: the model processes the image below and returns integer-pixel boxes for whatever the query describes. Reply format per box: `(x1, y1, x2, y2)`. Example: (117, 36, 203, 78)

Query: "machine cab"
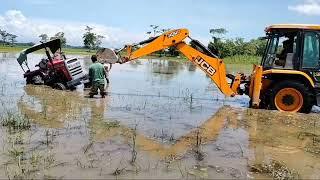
(262, 25, 320, 81)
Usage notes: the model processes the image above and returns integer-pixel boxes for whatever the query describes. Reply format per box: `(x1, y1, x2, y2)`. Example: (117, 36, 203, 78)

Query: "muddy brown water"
(0, 52, 319, 179)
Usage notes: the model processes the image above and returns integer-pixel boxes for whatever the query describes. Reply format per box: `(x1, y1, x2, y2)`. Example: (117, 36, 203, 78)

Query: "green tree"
(208, 28, 228, 57)
(0, 30, 8, 45)
(234, 38, 246, 55)
(39, 34, 48, 42)
(50, 32, 67, 47)
(250, 38, 267, 56)
(209, 28, 228, 43)
(208, 27, 267, 58)
(95, 35, 105, 49)
(83, 26, 96, 50)
(7, 33, 17, 46)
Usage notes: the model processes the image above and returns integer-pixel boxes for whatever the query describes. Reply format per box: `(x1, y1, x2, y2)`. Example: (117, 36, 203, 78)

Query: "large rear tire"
(269, 81, 313, 113)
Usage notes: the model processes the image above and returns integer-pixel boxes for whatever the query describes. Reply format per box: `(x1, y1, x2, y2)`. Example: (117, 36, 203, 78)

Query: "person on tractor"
(275, 36, 295, 67)
(88, 55, 106, 98)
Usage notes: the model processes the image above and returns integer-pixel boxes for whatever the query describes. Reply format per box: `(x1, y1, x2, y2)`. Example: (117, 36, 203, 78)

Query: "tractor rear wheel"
(53, 83, 66, 90)
(269, 81, 313, 113)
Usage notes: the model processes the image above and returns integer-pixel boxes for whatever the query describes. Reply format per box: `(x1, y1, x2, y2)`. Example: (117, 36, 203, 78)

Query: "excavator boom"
(114, 29, 244, 96)
(116, 28, 241, 97)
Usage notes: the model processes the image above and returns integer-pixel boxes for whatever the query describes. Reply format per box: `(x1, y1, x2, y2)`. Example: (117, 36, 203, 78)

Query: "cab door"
(301, 31, 320, 83)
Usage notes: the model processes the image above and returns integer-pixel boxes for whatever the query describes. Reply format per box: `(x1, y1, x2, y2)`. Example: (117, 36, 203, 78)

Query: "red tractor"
(17, 39, 89, 90)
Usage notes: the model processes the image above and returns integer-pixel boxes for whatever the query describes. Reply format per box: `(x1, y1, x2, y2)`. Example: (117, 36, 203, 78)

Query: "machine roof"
(265, 24, 320, 32)
(17, 39, 61, 65)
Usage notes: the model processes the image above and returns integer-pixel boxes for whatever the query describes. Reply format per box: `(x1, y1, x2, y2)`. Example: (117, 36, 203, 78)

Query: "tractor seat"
(39, 58, 49, 70)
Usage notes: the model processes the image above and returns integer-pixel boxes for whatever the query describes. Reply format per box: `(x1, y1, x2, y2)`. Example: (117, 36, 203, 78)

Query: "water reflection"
(18, 86, 87, 128)
(15, 84, 320, 179)
(18, 85, 235, 157)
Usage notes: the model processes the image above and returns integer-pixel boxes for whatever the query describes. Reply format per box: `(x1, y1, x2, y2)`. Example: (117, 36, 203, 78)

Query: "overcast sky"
(0, 0, 319, 47)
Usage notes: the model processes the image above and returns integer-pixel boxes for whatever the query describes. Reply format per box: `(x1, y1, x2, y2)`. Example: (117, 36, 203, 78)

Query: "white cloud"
(289, 0, 320, 16)
(0, 10, 145, 48)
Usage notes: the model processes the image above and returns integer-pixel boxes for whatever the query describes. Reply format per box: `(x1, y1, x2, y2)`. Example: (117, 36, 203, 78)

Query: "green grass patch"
(63, 48, 95, 55)
(0, 45, 94, 55)
(141, 54, 260, 64)
(223, 55, 261, 64)
(0, 46, 29, 53)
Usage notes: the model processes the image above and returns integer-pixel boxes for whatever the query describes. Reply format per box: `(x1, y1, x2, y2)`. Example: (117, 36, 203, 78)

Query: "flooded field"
(0, 52, 320, 179)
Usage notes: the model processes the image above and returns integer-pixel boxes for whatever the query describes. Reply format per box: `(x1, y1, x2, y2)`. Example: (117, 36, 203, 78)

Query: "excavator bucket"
(96, 48, 119, 64)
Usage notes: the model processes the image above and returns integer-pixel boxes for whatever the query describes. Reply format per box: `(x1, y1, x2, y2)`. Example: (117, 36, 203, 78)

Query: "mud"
(0, 52, 319, 179)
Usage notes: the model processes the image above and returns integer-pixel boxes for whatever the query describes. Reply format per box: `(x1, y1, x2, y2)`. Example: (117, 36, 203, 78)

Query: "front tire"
(69, 86, 77, 91)
(269, 81, 313, 113)
(53, 83, 66, 90)
(26, 75, 43, 85)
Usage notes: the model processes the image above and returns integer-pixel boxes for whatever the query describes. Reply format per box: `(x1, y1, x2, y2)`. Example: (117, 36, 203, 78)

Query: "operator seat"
(284, 53, 294, 69)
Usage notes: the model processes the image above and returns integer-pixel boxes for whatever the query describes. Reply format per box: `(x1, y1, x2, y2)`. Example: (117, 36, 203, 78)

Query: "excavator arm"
(117, 28, 242, 97)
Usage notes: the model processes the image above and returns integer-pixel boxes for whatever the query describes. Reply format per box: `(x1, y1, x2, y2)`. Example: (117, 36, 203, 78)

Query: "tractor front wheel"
(26, 75, 43, 85)
(269, 81, 313, 113)
(53, 83, 66, 90)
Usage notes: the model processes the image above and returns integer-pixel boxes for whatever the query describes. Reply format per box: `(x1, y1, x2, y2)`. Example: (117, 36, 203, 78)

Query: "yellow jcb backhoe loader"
(100, 24, 320, 113)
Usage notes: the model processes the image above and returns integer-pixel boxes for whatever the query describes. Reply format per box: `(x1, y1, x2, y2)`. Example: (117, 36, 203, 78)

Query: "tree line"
(0, 26, 104, 50)
(208, 28, 266, 58)
(1, 25, 266, 57)
(38, 26, 104, 50)
(146, 26, 267, 58)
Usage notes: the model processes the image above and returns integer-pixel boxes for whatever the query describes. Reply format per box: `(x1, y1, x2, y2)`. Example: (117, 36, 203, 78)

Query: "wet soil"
(0, 52, 319, 179)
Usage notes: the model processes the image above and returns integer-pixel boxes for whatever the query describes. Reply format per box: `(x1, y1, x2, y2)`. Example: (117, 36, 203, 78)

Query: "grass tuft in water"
(131, 124, 138, 164)
(1, 112, 31, 130)
(193, 129, 205, 161)
(103, 120, 120, 130)
(250, 159, 299, 180)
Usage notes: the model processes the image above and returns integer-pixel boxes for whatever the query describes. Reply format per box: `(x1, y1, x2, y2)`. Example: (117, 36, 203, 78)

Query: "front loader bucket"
(96, 48, 119, 64)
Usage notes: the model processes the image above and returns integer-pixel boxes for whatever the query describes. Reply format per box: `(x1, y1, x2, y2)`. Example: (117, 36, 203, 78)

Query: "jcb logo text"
(167, 30, 180, 38)
(195, 56, 216, 76)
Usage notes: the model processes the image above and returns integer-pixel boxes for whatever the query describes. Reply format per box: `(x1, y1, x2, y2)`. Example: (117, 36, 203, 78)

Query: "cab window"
(302, 32, 320, 69)
(263, 32, 298, 69)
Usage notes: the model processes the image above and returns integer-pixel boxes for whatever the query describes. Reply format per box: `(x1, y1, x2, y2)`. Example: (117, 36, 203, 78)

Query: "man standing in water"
(88, 55, 106, 98)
